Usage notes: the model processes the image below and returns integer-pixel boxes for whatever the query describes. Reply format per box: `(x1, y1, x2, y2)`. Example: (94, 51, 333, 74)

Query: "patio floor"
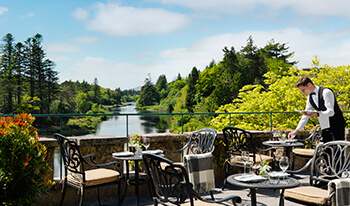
(84, 172, 310, 206)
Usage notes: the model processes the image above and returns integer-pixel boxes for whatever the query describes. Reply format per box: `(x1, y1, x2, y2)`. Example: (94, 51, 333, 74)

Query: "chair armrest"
(286, 158, 312, 174)
(82, 154, 121, 168)
(261, 147, 276, 153)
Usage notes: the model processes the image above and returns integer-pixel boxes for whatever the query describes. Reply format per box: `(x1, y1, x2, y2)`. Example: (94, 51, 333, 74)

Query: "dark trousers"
(322, 127, 345, 143)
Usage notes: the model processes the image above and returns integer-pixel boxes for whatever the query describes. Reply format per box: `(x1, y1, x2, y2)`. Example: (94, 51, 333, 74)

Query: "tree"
(0, 33, 15, 113)
(155, 74, 167, 91)
(13, 42, 25, 105)
(186, 67, 199, 112)
(92, 78, 101, 104)
(211, 64, 350, 131)
(138, 74, 159, 106)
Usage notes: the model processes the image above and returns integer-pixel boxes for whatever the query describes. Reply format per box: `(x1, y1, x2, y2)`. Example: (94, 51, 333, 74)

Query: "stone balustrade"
(36, 129, 349, 205)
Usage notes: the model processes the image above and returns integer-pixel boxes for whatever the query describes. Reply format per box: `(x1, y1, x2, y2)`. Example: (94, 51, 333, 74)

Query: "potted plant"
(0, 113, 54, 205)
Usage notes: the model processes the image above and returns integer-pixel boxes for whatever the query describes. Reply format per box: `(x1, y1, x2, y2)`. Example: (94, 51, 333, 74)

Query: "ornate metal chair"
(291, 124, 322, 171)
(162, 128, 217, 199)
(163, 128, 217, 157)
(142, 153, 242, 206)
(54, 133, 122, 206)
(284, 141, 350, 205)
(222, 127, 276, 190)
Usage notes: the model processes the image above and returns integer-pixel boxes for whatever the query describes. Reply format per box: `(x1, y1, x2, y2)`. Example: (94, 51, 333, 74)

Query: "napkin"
(112, 151, 133, 157)
(234, 174, 266, 182)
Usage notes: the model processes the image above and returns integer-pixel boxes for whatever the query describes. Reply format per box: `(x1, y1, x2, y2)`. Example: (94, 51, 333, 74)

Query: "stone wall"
(36, 129, 350, 205)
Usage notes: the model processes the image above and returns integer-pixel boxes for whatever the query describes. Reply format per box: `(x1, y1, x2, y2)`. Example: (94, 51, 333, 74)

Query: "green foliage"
(138, 76, 160, 107)
(212, 64, 350, 131)
(0, 113, 54, 205)
(186, 67, 199, 113)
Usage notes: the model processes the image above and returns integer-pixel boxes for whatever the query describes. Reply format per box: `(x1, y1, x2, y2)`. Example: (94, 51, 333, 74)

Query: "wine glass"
(241, 151, 249, 175)
(143, 137, 150, 150)
(279, 156, 289, 184)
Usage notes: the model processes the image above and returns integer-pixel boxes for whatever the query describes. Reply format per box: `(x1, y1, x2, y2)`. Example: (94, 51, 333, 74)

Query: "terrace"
(36, 129, 350, 205)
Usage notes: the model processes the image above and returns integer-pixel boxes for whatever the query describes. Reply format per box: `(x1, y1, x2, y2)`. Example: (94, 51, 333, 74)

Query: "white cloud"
(72, 2, 191, 37)
(0, 7, 8, 15)
(71, 7, 88, 21)
(46, 36, 98, 53)
(149, 0, 350, 18)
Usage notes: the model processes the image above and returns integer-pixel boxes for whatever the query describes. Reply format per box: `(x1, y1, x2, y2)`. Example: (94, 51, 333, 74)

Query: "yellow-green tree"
(212, 63, 350, 131)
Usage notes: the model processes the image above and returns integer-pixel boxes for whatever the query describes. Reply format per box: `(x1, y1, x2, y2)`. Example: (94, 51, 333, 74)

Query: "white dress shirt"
(296, 86, 335, 131)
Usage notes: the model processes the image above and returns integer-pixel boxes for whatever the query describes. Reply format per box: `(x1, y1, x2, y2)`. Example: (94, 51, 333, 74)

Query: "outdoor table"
(112, 150, 163, 206)
(263, 140, 304, 160)
(227, 173, 300, 206)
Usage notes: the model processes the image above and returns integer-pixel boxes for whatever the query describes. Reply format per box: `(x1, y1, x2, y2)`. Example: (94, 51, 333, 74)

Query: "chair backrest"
(142, 153, 195, 206)
(184, 128, 217, 155)
(310, 141, 350, 186)
(303, 125, 322, 148)
(222, 127, 257, 162)
(54, 133, 85, 178)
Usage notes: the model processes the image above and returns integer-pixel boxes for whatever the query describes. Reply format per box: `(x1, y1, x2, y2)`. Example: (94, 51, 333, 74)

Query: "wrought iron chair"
(162, 128, 217, 199)
(163, 128, 217, 157)
(291, 124, 321, 171)
(54, 133, 122, 206)
(222, 127, 276, 190)
(142, 153, 242, 206)
(284, 141, 350, 205)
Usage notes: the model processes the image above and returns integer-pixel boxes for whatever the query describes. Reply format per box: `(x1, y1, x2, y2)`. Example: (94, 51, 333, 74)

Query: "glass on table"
(279, 156, 289, 184)
(241, 151, 249, 175)
(143, 137, 150, 150)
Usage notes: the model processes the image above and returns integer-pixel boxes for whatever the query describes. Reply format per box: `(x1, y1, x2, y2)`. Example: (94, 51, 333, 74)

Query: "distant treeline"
(0, 33, 140, 116)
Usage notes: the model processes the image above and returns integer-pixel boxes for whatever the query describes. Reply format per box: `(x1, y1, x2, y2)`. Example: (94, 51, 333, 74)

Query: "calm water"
(94, 102, 170, 136)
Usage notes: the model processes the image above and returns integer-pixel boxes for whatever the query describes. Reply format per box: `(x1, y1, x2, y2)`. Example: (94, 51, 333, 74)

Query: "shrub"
(0, 113, 54, 205)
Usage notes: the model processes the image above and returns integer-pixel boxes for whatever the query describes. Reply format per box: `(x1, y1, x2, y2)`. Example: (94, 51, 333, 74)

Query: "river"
(94, 102, 170, 136)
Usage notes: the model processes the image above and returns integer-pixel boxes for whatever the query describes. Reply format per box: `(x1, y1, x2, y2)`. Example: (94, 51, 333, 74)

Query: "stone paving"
(85, 173, 310, 206)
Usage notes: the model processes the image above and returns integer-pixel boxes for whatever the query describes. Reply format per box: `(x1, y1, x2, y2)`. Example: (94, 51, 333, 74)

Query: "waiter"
(288, 76, 345, 142)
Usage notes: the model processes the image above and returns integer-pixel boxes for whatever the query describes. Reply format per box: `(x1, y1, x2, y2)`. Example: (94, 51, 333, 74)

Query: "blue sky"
(1, 0, 350, 90)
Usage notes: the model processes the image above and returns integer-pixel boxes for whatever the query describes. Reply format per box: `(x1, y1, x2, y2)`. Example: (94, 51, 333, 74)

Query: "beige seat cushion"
(292, 148, 315, 157)
(230, 154, 273, 166)
(284, 186, 329, 205)
(182, 200, 232, 206)
(160, 161, 184, 173)
(68, 168, 120, 186)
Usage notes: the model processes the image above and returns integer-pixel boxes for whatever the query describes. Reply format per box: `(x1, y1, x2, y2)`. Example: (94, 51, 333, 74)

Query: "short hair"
(296, 76, 314, 87)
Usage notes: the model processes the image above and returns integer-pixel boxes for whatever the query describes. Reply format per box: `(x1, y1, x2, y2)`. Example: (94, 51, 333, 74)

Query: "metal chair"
(284, 141, 350, 205)
(291, 125, 321, 171)
(222, 127, 276, 190)
(163, 128, 217, 157)
(54, 133, 122, 206)
(142, 153, 242, 206)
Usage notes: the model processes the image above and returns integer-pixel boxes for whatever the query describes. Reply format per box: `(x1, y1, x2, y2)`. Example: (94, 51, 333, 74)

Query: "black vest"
(309, 87, 345, 128)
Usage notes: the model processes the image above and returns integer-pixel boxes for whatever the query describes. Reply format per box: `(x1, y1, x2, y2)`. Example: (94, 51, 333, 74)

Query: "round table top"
(112, 150, 164, 161)
(262, 140, 304, 148)
(227, 174, 300, 189)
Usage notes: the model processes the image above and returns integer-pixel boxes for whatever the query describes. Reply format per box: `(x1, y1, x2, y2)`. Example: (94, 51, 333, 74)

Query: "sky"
(1, 0, 350, 90)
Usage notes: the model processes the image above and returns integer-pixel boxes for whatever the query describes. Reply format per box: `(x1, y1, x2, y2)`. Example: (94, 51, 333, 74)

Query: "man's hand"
(288, 130, 299, 139)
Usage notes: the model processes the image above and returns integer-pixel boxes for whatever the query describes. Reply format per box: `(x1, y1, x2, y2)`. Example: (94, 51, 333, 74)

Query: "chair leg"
(118, 181, 122, 206)
(222, 164, 229, 190)
(97, 187, 101, 206)
(79, 186, 85, 206)
(210, 191, 215, 200)
(60, 180, 67, 206)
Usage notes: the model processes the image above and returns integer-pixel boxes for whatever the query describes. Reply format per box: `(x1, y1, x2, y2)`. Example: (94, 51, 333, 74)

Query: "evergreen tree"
(186, 67, 199, 113)
(0, 33, 15, 113)
(13, 42, 25, 105)
(138, 74, 159, 106)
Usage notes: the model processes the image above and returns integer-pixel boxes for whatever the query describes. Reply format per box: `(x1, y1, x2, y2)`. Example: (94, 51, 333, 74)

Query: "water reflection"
(95, 102, 170, 136)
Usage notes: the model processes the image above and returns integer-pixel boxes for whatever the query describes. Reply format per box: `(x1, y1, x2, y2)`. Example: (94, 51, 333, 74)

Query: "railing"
(2, 111, 349, 136)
